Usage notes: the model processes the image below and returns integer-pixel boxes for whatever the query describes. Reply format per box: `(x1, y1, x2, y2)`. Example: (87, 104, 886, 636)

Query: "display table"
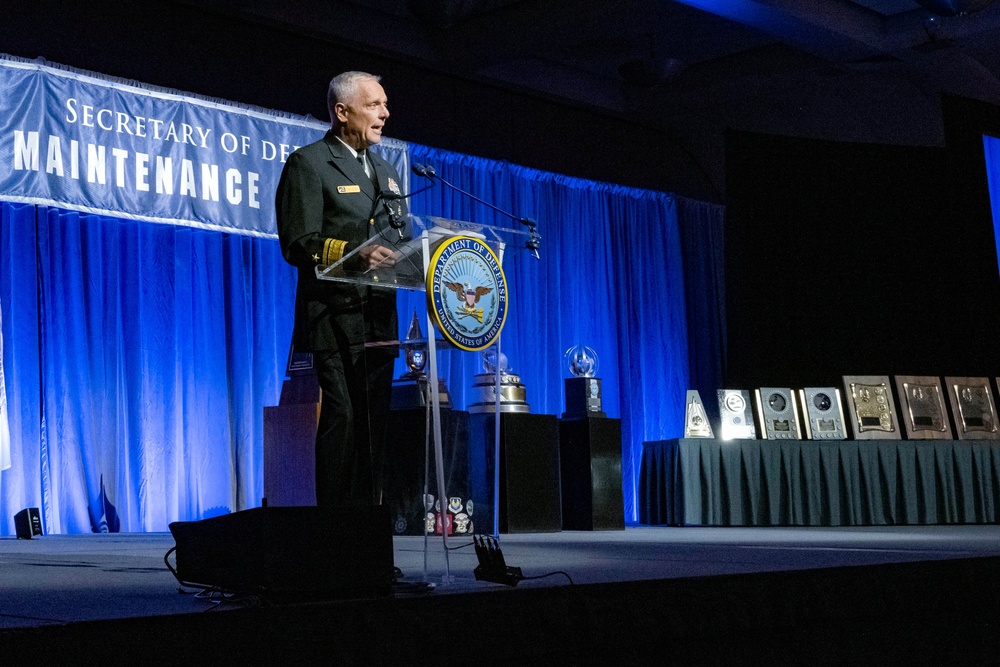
(639, 438, 1000, 526)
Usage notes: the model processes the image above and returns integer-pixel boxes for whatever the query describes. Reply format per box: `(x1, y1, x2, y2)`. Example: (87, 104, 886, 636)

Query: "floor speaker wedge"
(168, 505, 393, 599)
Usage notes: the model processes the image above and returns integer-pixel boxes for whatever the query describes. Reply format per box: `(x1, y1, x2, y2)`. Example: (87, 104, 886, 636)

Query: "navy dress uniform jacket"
(275, 130, 407, 353)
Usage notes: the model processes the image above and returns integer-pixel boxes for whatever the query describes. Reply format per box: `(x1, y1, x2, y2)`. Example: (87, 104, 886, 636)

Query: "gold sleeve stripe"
(322, 238, 348, 265)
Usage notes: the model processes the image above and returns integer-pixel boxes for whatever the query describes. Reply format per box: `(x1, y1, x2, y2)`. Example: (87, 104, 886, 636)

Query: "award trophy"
(754, 388, 802, 440)
(468, 349, 530, 413)
(842, 375, 900, 440)
(390, 311, 451, 410)
(717, 390, 756, 440)
(893, 376, 951, 440)
(944, 377, 999, 440)
(684, 390, 714, 438)
(798, 387, 847, 440)
(562, 344, 605, 419)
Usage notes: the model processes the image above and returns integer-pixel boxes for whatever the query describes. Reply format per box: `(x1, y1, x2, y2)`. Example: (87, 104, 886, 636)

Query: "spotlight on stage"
(473, 534, 523, 587)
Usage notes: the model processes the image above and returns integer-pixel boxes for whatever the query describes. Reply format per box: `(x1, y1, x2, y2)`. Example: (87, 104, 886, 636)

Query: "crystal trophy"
(944, 377, 999, 440)
(717, 390, 756, 440)
(842, 375, 900, 440)
(390, 311, 451, 409)
(754, 388, 802, 440)
(562, 344, 605, 419)
(893, 376, 951, 439)
(798, 388, 847, 440)
(684, 390, 714, 438)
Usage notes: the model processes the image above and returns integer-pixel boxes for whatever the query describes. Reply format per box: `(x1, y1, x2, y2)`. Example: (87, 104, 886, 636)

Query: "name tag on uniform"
(337, 185, 361, 194)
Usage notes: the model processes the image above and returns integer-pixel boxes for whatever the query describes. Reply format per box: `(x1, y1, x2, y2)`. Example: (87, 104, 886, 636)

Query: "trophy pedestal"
(263, 373, 320, 507)
(562, 377, 606, 419)
(469, 413, 562, 533)
(382, 408, 476, 536)
(559, 417, 624, 531)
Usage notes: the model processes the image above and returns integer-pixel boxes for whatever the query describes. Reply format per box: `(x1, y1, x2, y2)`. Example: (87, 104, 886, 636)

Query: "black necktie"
(359, 152, 379, 191)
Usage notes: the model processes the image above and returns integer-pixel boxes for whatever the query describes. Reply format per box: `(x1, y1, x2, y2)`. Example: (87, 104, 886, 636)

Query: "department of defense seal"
(427, 236, 508, 351)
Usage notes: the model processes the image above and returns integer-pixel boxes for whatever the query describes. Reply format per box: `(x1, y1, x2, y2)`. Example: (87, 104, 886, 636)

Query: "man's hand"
(358, 244, 399, 269)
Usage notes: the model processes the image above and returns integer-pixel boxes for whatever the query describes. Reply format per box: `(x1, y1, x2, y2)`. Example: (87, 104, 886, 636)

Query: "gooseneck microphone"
(368, 184, 437, 246)
(411, 163, 542, 259)
(378, 182, 437, 228)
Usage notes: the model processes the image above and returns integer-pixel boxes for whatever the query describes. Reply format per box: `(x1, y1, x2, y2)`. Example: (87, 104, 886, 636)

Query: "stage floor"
(3, 524, 1000, 630)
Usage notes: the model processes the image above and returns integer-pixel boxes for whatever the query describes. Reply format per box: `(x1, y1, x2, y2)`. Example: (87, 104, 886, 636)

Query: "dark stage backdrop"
(725, 126, 1000, 389)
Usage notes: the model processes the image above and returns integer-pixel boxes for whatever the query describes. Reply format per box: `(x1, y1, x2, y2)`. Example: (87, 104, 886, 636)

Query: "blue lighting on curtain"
(0, 202, 294, 533)
(398, 144, 716, 521)
(983, 135, 1000, 275)
(0, 146, 725, 533)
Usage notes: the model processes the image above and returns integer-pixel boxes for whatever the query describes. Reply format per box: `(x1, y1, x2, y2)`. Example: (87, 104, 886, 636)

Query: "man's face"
(336, 79, 389, 150)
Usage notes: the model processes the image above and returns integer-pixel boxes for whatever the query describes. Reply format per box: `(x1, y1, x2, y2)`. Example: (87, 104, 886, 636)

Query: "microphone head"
(412, 163, 427, 177)
(425, 164, 436, 176)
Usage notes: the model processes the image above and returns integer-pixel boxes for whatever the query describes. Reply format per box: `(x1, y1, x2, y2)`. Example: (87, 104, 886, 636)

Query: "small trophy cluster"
(391, 311, 532, 413)
(423, 494, 474, 536)
(686, 376, 1000, 441)
(393, 333, 613, 419)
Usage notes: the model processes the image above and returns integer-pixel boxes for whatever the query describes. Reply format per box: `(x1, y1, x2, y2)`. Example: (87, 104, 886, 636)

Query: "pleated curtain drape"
(0, 145, 725, 533)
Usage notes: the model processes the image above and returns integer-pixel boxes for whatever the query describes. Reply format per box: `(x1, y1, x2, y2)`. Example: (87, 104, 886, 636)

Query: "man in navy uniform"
(275, 71, 406, 506)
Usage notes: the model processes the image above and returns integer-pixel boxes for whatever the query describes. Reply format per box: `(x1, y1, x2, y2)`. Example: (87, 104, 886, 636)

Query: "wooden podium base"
(263, 373, 320, 507)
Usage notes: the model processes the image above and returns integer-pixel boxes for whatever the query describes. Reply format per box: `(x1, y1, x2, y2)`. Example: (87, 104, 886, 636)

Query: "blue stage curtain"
(399, 144, 724, 520)
(1, 150, 725, 532)
(677, 196, 728, 406)
(0, 202, 294, 533)
(0, 202, 43, 535)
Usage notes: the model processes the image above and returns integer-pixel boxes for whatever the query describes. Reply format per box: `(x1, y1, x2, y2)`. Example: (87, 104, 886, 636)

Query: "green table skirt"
(639, 438, 1000, 526)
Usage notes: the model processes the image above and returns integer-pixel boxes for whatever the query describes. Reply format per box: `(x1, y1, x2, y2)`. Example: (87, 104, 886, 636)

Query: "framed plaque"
(842, 376, 900, 440)
(944, 377, 999, 440)
(798, 388, 846, 440)
(754, 388, 801, 440)
(893, 376, 951, 440)
(684, 390, 714, 438)
(717, 390, 756, 440)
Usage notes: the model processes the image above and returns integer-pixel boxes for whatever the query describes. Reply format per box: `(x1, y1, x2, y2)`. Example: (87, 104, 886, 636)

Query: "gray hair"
(327, 71, 381, 123)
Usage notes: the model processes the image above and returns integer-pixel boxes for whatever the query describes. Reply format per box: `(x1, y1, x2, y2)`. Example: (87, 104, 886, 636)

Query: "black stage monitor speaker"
(14, 508, 43, 539)
(168, 505, 393, 599)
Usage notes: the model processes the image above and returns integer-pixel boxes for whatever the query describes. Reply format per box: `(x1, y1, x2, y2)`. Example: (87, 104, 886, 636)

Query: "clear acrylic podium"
(316, 213, 533, 583)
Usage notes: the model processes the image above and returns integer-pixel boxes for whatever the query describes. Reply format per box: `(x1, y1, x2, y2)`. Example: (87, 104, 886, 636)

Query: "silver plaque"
(944, 377, 999, 440)
(754, 388, 801, 440)
(842, 375, 899, 440)
(798, 388, 846, 440)
(893, 376, 951, 440)
(684, 390, 714, 438)
(717, 390, 756, 440)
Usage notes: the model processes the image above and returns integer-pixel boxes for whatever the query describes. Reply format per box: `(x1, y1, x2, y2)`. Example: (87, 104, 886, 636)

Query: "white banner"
(0, 56, 409, 237)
